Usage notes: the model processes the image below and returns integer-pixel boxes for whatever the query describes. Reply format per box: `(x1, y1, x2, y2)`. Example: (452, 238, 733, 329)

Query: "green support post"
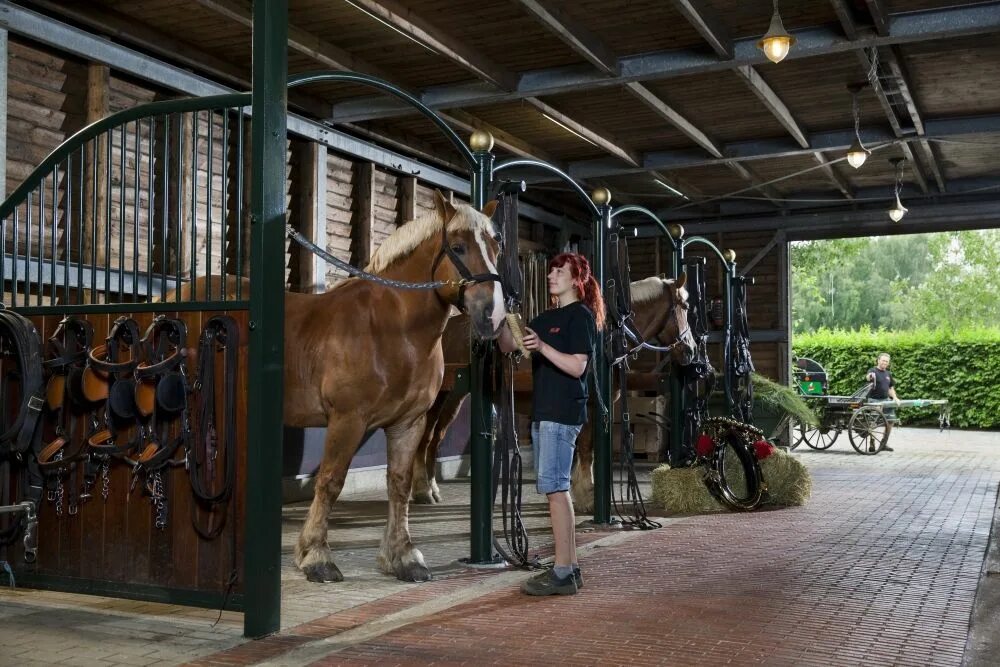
(468, 130, 499, 564)
(245, 0, 286, 639)
(722, 250, 737, 416)
(667, 224, 686, 465)
(591, 188, 613, 525)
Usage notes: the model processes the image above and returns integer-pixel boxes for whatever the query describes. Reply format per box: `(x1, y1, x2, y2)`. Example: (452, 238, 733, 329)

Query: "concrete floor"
(1, 426, 998, 666)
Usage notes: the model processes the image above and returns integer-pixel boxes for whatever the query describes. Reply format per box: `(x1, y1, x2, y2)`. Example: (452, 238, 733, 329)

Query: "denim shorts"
(531, 421, 582, 495)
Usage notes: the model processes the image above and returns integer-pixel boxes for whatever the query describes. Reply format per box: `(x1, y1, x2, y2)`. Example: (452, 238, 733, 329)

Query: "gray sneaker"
(521, 570, 578, 596)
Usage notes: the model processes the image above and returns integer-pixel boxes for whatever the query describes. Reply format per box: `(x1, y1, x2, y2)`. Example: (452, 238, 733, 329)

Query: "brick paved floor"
(1, 427, 999, 666)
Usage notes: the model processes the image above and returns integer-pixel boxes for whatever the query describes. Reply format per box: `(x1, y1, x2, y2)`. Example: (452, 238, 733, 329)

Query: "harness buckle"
(27, 395, 44, 412)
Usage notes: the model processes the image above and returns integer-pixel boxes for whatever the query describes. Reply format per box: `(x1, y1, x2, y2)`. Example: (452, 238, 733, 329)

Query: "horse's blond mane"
(364, 204, 492, 274)
(630, 276, 688, 306)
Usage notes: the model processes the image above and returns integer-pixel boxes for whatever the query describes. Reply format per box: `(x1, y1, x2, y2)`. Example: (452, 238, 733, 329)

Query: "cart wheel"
(802, 423, 838, 450)
(848, 407, 888, 455)
(788, 417, 805, 450)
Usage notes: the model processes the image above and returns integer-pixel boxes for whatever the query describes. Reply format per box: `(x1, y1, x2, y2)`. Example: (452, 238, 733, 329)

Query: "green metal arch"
(287, 70, 476, 168)
(0, 94, 251, 220)
(610, 205, 672, 238)
(683, 235, 732, 267)
(493, 158, 600, 219)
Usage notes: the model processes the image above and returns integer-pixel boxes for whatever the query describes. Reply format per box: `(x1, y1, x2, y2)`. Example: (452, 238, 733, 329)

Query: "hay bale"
(760, 448, 812, 506)
(650, 449, 812, 514)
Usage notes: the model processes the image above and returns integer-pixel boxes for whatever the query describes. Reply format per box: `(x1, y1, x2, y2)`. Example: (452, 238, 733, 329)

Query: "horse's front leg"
(382, 416, 432, 582)
(295, 416, 366, 583)
(571, 423, 595, 513)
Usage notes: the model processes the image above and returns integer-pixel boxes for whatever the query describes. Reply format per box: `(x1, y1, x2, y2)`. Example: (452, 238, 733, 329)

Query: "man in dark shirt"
(866, 352, 901, 451)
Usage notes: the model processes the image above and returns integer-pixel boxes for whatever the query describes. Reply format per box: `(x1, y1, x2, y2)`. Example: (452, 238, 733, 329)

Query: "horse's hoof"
(431, 489, 442, 503)
(397, 562, 432, 583)
(411, 490, 436, 504)
(302, 561, 344, 583)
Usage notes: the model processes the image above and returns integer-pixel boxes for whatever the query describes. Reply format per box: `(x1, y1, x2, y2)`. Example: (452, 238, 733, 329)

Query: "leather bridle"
(429, 219, 501, 314)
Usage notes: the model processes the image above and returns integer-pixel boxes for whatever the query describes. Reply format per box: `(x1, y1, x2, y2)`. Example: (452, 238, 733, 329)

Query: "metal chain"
(54, 451, 64, 517)
(101, 460, 110, 501)
(286, 224, 472, 291)
(703, 415, 765, 439)
(152, 471, 167, 530)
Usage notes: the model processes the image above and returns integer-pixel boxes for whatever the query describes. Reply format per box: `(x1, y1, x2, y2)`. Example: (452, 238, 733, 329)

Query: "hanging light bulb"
(846, 85, 870, 169)
(888, 158, 908, 222)
(758, 1, 796, 63)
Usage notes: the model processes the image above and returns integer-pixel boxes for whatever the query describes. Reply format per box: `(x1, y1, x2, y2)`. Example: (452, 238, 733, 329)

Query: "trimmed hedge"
(793, 328, 1000, 429)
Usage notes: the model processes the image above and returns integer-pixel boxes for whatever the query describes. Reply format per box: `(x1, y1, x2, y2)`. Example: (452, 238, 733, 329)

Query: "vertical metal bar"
(162, 115, 170, 302)
(78, 146, 85, 303)
(92, 137, 100, 304)
(191, 110, 198, 302)
(118, 124, 127, 301)
(235, 110, 245, 300)
(104, 127, 112, 303)
(37, 176, 45, 306)
(669, 232, 685, 464)
(25, 191, 32, 307)
(1, 213, 6, 304)
(207, 110, 214, 301)
(592, 202, 613, 525)
(723, 259, 735, 416)
(12, 206, 19, 308)
(221, 110, 229, 302)
(175, 115, 183, 302)
(133, 118, 141, 302)
(65, 155, 72, 304)
(468, 141, 496, 564)
(52, 164, 59, 304)
(245, 0, 287, 638)
(147, 117, 154, 301)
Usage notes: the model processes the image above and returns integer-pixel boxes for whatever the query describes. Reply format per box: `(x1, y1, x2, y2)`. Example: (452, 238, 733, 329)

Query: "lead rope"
(605, 227, 658, 529)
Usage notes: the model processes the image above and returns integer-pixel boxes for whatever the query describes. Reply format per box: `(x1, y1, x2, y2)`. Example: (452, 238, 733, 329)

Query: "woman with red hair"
(500, 252, 604, 596)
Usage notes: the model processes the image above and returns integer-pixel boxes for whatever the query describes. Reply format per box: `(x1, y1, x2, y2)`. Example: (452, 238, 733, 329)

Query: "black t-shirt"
(529, 301, 598, 426)
(868, 367, 895, 399)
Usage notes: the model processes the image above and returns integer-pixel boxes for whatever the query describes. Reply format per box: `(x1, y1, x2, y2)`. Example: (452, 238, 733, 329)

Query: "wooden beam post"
(298, 141, 327, 292)
(400, 176, 418, 224)
(353, 162, 375, 268)
(0, 29, 7, 201)
(83, 63, 109, 271)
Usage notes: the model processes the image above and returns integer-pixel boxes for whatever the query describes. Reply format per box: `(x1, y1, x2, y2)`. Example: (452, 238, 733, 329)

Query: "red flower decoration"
(753, 439, 776, 460)
(695, 434, 715, 457)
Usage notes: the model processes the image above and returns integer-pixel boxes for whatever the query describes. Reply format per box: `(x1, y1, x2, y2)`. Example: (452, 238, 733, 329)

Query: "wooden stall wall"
(4, 310, 248, 604)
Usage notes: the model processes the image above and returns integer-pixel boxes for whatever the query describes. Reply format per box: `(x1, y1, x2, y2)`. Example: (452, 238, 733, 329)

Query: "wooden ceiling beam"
(734, 65, 852, 199)
(669, 0, 733, 60)
(515, 0, 617, 75)
(191, 0, 391, 78)
(332, 3, 1000, 122)
(881, 47, 947, 192)
(525, 97, 639, 166)
(439, 109, 560, 166)
(863, 0, 891, 37)
(345, 0, 517, 90)
(855, 47, 930, 193)
(829, 0, 859, 40)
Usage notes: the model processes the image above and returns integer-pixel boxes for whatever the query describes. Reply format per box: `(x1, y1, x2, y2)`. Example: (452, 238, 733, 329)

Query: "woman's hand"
(523, 327, 546, 353)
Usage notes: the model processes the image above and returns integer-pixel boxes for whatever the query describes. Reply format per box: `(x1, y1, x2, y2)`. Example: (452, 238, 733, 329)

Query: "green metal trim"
(494, 159, 600, 218)
(669, 239, 685, 463)
(11, 301, 249, 317)
(287, 71, 475, 168)
(682, 236, 730, 267)
(10, 572, 244, 611)
(468, 149, 497, 564)
(592, 203, 613, 524)
(244, 0, 287, 639)
(609, 205, 671, 238)
(0, 94, 250, 219)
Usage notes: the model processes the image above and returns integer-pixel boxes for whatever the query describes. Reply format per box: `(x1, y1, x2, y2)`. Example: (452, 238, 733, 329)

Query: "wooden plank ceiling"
(21, 0, 1000, 222)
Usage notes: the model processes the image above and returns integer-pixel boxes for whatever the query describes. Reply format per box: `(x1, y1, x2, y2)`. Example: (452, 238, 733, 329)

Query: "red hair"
(548, 252, 605, 331)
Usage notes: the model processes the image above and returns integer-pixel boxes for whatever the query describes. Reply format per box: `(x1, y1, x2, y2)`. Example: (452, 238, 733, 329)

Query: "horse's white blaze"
(475, 228, 505, 331)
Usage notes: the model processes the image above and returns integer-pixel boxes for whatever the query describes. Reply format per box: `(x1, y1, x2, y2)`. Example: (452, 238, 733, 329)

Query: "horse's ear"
(433, 189, 458, 222)
(481, 199, 499, 219)
(674, 272, 687, 290)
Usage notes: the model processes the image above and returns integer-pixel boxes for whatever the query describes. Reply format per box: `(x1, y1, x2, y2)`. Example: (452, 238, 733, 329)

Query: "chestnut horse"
(170, 192, 504, 582)
(410, 274, 695, 513)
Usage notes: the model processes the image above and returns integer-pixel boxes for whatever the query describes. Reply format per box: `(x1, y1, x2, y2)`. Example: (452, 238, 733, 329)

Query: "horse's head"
(631, 274, 697, 366)
(430, 191, 506, 339)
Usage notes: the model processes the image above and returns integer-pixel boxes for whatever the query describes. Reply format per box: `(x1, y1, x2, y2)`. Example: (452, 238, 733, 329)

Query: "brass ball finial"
(723, 248, 737, 263)
(591, 187, 611, 206)
(667, 223, 685, 240)
(469, 130, 494, 152)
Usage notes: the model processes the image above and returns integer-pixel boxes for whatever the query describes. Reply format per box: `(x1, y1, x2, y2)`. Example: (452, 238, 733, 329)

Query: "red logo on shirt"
(549, 327, 560, 333)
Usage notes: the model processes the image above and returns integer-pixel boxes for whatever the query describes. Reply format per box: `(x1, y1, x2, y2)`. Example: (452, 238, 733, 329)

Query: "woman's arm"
(523, 327, 588, 378)
(496, 320, 518, 354)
